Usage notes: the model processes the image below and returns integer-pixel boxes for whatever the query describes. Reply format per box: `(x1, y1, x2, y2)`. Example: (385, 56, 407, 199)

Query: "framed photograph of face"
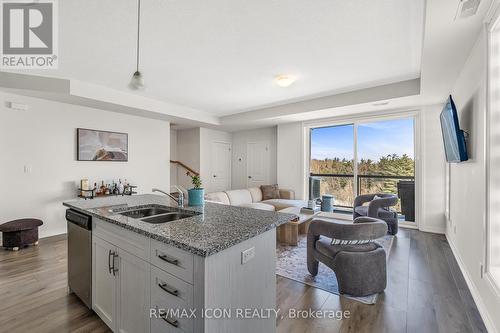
(77, 128, 128, 161)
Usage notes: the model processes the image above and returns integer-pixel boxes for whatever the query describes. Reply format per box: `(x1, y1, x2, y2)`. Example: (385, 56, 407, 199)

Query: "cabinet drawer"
(151, 266, 193, 307)
(151, 312, 191, 333)
(151, 266, 194, 333)
(150, 240, 194, 284)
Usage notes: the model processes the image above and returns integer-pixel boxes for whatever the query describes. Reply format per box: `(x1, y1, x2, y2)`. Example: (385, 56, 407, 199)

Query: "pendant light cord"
(136, 0, 141, 72)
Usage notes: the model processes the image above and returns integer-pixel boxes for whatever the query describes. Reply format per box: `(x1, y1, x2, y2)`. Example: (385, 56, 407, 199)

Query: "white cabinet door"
(92, 236, 117, 330)
(247, 141, 270, 187)
(116, 248, 151, 333)
(210, 141, 231, 192)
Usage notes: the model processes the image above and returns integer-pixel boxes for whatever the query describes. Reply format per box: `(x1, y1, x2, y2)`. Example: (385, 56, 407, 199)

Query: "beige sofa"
(205, 187, 306, 212)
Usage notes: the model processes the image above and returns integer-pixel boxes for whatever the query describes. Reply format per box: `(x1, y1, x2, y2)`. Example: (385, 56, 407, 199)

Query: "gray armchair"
(307, 217, 388, 296)
(353, 193, 399, 235)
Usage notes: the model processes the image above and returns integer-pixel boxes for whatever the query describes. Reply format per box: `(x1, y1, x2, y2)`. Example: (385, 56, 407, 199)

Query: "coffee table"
(277, 206, 321, 246)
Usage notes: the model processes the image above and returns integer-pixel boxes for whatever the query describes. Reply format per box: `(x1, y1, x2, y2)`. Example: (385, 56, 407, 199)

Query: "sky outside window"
(311, 118, 414, 161)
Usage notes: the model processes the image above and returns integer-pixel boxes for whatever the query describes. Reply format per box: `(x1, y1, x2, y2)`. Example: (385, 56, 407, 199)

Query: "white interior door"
(211, 141, 231, 192)
(247, 141, 270, 187)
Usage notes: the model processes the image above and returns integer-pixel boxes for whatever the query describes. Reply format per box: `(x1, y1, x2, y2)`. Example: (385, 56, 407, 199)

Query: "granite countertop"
(63, 194, 297, 257)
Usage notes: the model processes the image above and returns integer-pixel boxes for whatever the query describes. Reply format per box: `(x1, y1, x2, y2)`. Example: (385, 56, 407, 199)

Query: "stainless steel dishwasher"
(66, 209, 92, 309)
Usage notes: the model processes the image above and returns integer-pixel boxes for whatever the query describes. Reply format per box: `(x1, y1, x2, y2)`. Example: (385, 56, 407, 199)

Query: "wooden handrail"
(170, 160, 200, 176)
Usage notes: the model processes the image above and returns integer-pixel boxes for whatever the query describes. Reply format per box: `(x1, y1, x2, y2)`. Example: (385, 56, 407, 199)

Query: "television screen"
(440, 96, 468, 163)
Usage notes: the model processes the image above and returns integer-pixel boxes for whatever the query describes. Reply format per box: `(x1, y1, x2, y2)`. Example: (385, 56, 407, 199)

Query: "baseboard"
(40, 229, 67, 239)
(418, 225, 445, 234)
(446, 232, 497, 333)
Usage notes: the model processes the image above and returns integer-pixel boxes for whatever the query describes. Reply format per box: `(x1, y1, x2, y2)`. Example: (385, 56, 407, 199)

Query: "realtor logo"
(1, 0, 58, 68)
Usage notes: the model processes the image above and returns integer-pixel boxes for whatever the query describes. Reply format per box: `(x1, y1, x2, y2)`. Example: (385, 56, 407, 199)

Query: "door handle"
(112, 252, 119, 276)
(108, 250, 113, 274)
(158, 282, 179, 297)
(248, 176, 252, 179)
(160, 313, 179, 328)
(158, 253, 179, 266)
(213, 174, 217, 178)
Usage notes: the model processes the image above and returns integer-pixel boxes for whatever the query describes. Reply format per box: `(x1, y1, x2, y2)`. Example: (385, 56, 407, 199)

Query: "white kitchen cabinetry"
(116, 248, 150, 333)
(92, 236, 117, 329)
(92, 217, 276, 333)
(92, 220, 150, 333)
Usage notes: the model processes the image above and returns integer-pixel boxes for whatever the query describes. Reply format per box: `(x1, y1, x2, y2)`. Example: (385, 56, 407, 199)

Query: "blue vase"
(188, 188, 205, 206)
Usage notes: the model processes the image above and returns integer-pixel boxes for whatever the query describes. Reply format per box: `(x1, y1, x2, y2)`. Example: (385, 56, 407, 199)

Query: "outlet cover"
(241, 247, 255, 265)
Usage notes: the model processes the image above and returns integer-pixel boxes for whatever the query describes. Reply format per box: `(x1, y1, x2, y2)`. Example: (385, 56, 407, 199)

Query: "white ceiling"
(12, 0, 424, 116)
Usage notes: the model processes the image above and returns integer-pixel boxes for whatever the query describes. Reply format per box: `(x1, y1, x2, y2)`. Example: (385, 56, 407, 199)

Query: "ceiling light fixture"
(274, 74, 297, 87)
(129, 0, 144, 90)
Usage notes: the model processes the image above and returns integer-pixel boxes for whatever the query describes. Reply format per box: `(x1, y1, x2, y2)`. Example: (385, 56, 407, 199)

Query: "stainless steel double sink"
(119, 206, 200, 224)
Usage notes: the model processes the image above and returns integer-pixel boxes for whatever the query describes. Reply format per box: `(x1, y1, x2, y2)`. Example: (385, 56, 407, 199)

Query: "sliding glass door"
(310, 124, 355, 208)
(310, 117, 415, 222)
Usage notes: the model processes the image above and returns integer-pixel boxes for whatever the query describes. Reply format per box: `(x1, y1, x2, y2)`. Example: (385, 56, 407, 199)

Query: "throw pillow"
(331, 239, 372, 245)
(261, 184, 281, 200)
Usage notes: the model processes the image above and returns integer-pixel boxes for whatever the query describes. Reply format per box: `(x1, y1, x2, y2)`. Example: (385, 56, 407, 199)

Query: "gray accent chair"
(353, 193, 399, 235)
(307, 217, 388, 296)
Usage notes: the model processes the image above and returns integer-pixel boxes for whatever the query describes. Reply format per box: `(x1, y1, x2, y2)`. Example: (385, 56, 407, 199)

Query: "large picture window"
(310, 117, 415, 222)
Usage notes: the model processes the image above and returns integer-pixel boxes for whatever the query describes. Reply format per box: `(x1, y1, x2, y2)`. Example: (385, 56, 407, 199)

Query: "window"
(310, 124, 355, 208)
(310, 117, 415, 222)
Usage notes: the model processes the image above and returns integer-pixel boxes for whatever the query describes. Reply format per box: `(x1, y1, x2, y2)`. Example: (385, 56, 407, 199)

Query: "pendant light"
(129, 0, 144, 90)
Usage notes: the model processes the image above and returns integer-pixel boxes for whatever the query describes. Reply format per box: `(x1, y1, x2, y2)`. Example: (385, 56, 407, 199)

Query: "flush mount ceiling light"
(274, 74, 297, 87)
(129, 0, 144, 90)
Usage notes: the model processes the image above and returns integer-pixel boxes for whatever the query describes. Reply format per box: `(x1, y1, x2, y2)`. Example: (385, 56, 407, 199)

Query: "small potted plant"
(188, 175, 204, 206)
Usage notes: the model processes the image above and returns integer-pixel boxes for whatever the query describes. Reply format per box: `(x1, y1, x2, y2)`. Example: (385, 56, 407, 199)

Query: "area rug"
(276, 234, 394, 305)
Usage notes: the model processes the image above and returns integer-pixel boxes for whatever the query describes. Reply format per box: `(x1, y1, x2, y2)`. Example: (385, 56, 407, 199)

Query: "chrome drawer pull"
(158, 253, 179, 266)
(158, 283, 179, 296)
(108, 250, 113, 274)
(112, 252, 119, 276)
(160, 314, 179, 328)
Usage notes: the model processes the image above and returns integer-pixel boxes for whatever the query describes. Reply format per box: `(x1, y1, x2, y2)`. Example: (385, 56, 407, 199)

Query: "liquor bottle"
(118, 179, 124, 194)
(100, 181, 106, 196)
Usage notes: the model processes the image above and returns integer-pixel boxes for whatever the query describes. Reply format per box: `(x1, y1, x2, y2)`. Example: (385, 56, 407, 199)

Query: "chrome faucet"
(152, 188, 184, 207)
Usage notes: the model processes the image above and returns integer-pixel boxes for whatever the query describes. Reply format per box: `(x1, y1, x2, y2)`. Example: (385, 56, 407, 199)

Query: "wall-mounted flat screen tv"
(440, 95, 468, 163)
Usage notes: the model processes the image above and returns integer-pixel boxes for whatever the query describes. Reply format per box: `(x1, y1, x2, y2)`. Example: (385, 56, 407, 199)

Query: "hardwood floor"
(0, 229, 487, 333)
(0, 235, 110, 333)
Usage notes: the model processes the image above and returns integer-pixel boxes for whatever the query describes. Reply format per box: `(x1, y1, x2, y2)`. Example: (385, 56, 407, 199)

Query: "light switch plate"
(241, 247, 255, 265)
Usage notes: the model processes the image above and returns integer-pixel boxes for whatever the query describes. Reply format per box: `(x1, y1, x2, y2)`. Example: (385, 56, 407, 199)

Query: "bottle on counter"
(118, 179, 124, 194)
(99, 181, 106, 196)
(112, 181, 119, 195)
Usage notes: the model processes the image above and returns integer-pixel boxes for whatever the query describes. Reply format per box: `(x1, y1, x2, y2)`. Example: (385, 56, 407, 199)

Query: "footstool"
(0, 219, 43, 251)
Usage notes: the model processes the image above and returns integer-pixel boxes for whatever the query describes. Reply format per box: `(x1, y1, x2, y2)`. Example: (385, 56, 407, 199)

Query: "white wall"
(420, 104, 447, 233)
(447, 29, 500, 333)
(200, 127, 232, 192)
(277, 123, 306, 199)
(231, 127, 277, 190)
(0, 91, 170, 239)
(176, 128, 200, 190)
(170, 128, 178, 187)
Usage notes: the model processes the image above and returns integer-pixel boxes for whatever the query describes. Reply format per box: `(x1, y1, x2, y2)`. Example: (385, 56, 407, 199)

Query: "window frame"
(305, 112, 419, 227)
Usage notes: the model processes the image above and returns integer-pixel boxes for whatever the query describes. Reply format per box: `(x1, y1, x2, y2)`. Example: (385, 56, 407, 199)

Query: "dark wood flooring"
(0, 229, 487, 333)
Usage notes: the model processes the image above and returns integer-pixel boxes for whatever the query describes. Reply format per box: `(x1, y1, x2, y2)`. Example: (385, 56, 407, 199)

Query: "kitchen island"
(63, 194, 296, 333)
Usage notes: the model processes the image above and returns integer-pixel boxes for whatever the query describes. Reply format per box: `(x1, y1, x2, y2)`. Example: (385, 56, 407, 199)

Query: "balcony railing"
(309, 173, 415, 221)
